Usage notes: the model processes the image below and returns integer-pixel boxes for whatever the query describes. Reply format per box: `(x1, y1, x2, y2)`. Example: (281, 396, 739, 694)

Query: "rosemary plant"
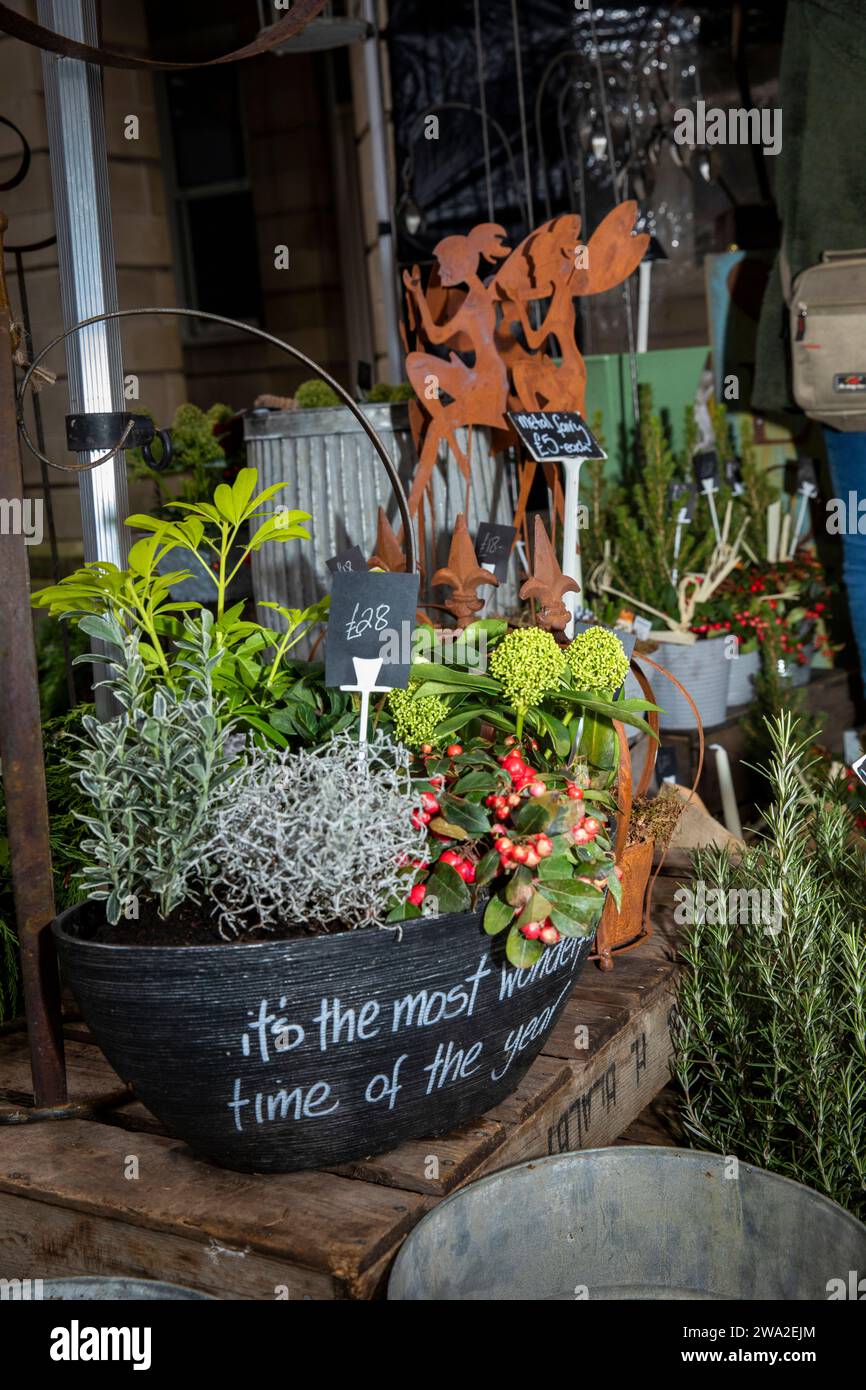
(673, 713, 866, 1217)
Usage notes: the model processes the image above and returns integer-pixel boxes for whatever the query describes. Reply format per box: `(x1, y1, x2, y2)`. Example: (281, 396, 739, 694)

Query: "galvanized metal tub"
(38, 1278, 213, 1300)
(631, 637, 730, 732)
(244, 403, 519, 649)
(725, 645, 761, 709)
(388, 1147, 866, 1300)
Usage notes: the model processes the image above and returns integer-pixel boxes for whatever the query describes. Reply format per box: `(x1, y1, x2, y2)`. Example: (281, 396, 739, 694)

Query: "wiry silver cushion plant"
(204, 732, 428, 938)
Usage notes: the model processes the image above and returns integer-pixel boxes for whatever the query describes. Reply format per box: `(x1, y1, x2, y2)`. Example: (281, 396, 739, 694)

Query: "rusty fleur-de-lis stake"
(368, 507, 408, 573)
(432, 512, 498, 629)
(367, 506, 434, 628)
(520, 515, 581, 641)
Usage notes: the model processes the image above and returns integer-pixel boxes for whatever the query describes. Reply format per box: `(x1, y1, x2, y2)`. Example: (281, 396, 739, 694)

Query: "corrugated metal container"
(388, 1147, 866, 1300)
(625, 638, 731, 732)
(244, 403, 519, 650)
(726, 646, 761, 708)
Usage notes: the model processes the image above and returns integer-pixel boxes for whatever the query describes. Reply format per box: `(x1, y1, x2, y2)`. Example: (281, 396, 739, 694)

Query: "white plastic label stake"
(560, 456, 583, 638)
(341, 656, 390, 746)
(701, 478, 722, 544)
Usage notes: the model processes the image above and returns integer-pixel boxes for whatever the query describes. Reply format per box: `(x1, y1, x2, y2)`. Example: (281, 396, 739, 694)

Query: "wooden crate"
(0, 953, 676, 1300)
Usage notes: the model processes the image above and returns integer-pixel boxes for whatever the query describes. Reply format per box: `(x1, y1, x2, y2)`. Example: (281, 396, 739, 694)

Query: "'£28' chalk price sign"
(325, 569, 420, 741)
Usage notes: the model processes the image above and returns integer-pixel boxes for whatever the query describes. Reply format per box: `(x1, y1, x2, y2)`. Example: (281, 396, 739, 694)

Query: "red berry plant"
(692, 551, 836, 671)
(384, 619, 656, 967)
(390, 738, 622, 969)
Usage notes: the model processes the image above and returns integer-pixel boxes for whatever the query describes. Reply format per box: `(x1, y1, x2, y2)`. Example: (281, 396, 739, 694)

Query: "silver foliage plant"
(203, 732, 428, 939)
(73, 611, 236, 923)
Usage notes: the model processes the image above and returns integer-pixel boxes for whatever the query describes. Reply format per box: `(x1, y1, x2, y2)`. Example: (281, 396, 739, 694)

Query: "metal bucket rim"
(388, 1144, 866, 1294)
(38, 1276, 215, 1300)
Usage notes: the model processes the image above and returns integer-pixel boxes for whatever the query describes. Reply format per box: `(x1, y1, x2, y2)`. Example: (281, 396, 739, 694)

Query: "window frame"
(154, 68, 263, 343)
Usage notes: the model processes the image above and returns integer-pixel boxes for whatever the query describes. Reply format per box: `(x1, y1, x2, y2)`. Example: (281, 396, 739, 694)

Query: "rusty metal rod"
(0, 1084, 132, 1124)
(0, 209, 66, 1104)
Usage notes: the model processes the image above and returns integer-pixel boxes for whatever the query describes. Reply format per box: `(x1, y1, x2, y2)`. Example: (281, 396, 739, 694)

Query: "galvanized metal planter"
(244, 403, 519, 649)
(633, 637, 731, 732)
(39, 1278, 213, 1301)
(53, 902, 590, 1174)
(726, 646, 761, 708)
(388, 1146, 866, 1300)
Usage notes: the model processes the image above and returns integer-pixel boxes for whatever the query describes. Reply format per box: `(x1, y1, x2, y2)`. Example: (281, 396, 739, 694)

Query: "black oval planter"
(54, 904, 591, 1173)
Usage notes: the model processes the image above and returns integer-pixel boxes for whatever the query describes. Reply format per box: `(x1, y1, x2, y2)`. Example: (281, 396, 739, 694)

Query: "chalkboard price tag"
(796, 457, 820, 498)
(668, 480, 697, 520)
(475, 521, 516, 581)
(655, 746, 679, 784)
(693, 449, 720, 490)
(325, 570, 419, 691)
(326, 544, 366, 575)
(508, 410, 607, 463)
(725, 456, 745, 496)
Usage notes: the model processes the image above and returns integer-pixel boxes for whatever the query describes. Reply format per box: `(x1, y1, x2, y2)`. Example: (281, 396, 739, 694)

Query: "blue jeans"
(823, 427, 866, 698)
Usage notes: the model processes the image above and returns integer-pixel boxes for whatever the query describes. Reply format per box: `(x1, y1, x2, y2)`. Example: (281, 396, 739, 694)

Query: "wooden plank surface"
(0, 1119, 432, 1296)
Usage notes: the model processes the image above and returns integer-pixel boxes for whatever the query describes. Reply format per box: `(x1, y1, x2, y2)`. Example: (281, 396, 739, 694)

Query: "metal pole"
(360, 0, 403, 382)
(13, 245, 76, 707)
(510, 0, 534, 231)
(0, 212, 66, 1105)
(472, 0, 494, 222)
(37, 0, 129, 574)
(589, 8, 640, 446)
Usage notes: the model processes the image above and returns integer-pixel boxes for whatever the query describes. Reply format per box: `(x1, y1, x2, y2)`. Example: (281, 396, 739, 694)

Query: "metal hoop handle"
(0, 115, 31, 192)
(16, 305, 417, 572)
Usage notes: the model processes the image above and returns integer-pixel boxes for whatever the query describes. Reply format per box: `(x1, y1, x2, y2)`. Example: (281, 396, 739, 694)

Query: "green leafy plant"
(36, 618, 90, 718)
(294, 378, 341, 409)
(30, 469, 335, 745)
(0, 915, 19, 1024)
(404, 619, 658, 772)
(125, 467, 310, 620)
(72, 613, 237, 923)
(367, 381, 415, 403)
(673, 713, 866, 1217)
(586, 387, 760, 636)
(741, 618, 824, 762)
(127, 402, 233, 508)
(591, 393, 711, 619)
(34, 467, 310, 631)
